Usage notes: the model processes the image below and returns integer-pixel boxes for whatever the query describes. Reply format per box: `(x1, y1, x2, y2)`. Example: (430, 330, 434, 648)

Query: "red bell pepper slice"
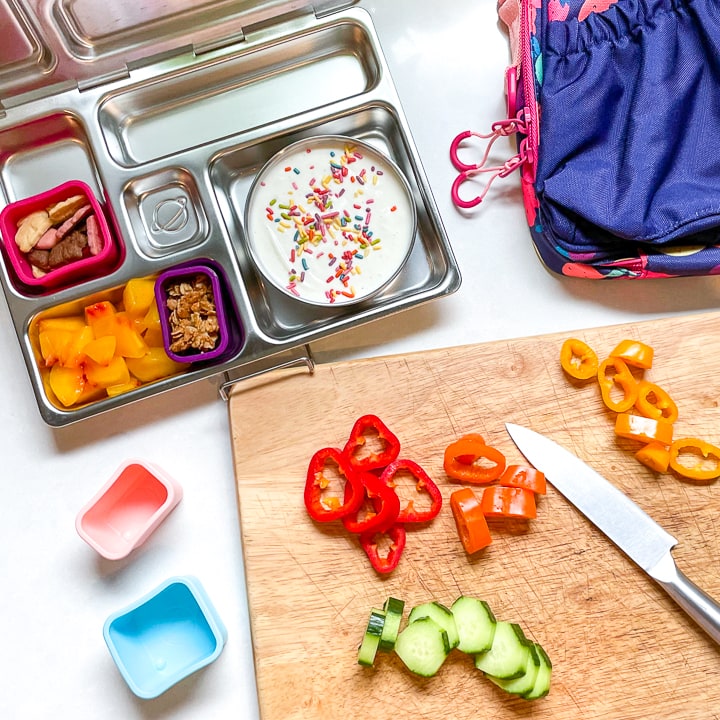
(343, 414, 401, 471)
(304, 447, 364, 522)
(359, 523, 406, 574)
(379, 458, 442, 523)
(342, 471, 401, 535)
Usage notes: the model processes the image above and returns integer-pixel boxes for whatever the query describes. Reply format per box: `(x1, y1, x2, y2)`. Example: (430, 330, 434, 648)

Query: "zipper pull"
(449, 109, 531, 209)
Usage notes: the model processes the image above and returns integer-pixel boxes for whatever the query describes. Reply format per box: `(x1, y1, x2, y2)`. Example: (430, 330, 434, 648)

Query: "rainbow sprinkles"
(246, 137, 415, 305)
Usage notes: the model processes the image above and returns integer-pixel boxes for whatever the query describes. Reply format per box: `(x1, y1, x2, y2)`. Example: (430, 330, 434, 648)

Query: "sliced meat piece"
(35, 227, 60, 250)
(85, 214, 103, 255)
(48, 230, 88, 268)
(56, 204, 92, 240)
(27, 248, 51, 271)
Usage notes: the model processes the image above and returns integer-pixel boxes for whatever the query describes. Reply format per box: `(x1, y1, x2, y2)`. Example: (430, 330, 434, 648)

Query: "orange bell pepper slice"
(598, 357, 638, 413)
(480, 486, 537, 520)
(669, 438, 720, 481)
(450, 488, 492, 554)
(498, 464, 547, 495)
(635, 380, 678, 423)
(635, 441, 671, 473)
(560, 338, 599, 380)
(444, 436, 506, 484)
(614, 413, 674, 445)
(610, 339, 654, 369)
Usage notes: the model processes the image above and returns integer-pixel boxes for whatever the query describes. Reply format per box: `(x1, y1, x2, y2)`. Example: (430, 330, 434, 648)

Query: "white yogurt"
(245, 136, 416, 305)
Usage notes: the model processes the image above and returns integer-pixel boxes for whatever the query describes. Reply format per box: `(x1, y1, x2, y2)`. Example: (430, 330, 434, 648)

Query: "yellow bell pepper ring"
(609, 338, 654, 369)
(614, 413, 674, 445)
(669, 438, 720, 481)
(598, 357, 638, 413)
(635, 380, 679, 424)
(635, 441, 671, 473)
(560, 338, 598, 380)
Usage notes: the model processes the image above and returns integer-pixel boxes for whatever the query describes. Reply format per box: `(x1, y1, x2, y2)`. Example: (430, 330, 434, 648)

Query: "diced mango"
(37, 316, 87, 334)
(39, 329, 74, 367)
(82, 335, 117, 365)
(126, 347, 190, 382)
(63, 325, 94, 368)
(38, 325, 93, 367)
(105, 378, 141, 398)
(113, 312, 149, 358)
(139, 302, 165, 347)
(85, 300, 117, 338)
(48, 364, 86, 407)
(85, 356, 130, 388)
(122, 277, 157, 318)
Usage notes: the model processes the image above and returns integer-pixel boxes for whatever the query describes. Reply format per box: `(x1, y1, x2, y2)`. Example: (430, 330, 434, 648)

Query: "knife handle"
(652, 552, 720, 645)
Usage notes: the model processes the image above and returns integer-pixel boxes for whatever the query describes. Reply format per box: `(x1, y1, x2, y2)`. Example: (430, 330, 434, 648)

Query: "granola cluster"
(165, 274, 219, 353)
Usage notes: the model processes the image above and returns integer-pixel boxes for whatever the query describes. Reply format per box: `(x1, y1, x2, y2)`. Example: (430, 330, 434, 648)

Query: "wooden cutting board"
(228, 312, 720, 720)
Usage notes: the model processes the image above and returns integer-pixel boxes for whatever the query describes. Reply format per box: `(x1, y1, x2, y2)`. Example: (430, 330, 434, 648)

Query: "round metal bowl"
(244, 135, 417, 307)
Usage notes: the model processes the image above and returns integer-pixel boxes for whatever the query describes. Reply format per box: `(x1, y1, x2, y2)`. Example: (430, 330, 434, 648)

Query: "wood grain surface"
(229, 312, 720, 720)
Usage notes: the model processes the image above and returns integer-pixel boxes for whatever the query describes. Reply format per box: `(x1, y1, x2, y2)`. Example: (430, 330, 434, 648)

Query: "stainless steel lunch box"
(0, 1, 460, 426)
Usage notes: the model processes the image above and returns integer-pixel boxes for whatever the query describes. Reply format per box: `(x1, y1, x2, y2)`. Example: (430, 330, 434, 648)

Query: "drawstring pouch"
(457, 0, 720, 278)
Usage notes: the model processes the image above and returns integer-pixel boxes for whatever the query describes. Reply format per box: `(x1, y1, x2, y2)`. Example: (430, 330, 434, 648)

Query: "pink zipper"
(518, 0, 538, 182)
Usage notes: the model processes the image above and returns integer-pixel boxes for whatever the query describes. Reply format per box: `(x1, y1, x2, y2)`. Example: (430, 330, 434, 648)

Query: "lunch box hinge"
(77, 68, 130, 92)
(125, 46, 196, 75)
(313, 0, 358, 18)
(217, 345, 315, 401)
(1, 80, 78, 109)
(194, 31, 247, 56)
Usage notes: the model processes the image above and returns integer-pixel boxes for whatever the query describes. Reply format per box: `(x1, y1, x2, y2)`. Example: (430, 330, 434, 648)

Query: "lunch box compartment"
(123, 168, 209, 258)
(211, 104, 448, 342)
(98, 21, 381, 167)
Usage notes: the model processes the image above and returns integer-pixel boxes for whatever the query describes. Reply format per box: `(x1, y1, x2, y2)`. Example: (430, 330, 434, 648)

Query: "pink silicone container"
(76, 460, 182, 560)
(0, 180, 121, 293)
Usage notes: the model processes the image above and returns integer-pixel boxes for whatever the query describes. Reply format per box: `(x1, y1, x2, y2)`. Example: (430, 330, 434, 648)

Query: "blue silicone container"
(103, 575, 227, 699)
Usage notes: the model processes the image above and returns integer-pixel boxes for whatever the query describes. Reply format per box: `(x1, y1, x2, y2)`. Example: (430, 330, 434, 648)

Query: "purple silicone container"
(154, 263, 230, 363)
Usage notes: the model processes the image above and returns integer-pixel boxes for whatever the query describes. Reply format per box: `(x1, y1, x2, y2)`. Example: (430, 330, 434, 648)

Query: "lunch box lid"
(1, 0, 358, 105)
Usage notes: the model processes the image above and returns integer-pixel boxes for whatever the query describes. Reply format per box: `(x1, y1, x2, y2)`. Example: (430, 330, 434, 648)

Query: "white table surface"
(2, 1, 719, 718)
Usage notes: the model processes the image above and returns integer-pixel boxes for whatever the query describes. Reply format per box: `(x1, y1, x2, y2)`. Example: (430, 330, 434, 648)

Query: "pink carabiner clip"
(451, 172, 483, 209)
(449, 130, 477, 172)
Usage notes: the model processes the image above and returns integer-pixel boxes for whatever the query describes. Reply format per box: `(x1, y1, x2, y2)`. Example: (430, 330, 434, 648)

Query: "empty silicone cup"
(154, 262, 230, 363)
(75, 459, 182, 560)
(0, 180, 121, 292)
(103, 575, 227, 699)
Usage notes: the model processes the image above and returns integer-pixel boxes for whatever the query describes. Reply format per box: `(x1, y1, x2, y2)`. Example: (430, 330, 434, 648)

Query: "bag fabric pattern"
(514, 0, 720, 278)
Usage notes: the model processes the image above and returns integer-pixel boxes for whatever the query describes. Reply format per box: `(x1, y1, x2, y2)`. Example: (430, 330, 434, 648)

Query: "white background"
(2, 1, 719, 718)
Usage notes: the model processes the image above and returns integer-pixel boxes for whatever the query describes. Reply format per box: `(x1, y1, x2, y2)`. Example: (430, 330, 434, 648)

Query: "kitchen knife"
(505, 422, 720, 645)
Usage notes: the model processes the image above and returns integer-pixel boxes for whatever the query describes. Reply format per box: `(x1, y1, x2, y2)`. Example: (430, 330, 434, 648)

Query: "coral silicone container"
(0, 180, 121, 293)
(75, 459, 182, 560)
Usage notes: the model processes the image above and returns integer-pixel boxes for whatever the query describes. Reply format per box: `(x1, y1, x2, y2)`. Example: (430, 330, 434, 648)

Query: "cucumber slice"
(474, 621, 531, 679)
(357, 608, 385, 666)
(394, 616, 450, 677)
(521, 644, 552, 700)
(379, 597, 405, 651)
(407, 601, 459, 649)
(450, 596, 497, 654)
(488, 641, 541, 696)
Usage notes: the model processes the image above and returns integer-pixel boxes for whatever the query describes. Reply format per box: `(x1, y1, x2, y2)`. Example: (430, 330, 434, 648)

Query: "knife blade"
(505, 422, 720, 645)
